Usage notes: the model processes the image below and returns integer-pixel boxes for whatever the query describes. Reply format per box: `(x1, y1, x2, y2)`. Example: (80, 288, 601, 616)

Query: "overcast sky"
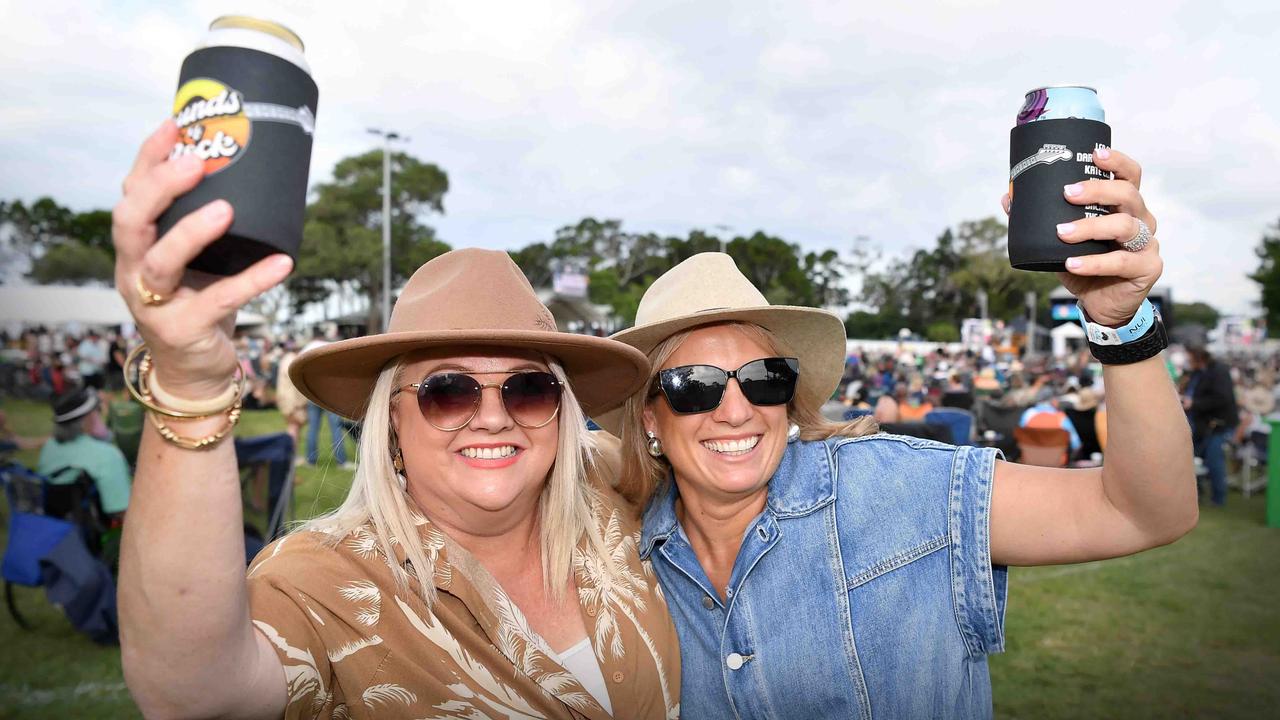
(2, 0, 1276, 314)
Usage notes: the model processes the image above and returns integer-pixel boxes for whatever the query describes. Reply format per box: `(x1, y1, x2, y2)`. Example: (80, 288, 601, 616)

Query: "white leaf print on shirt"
(362, 683, 418, 709)
(395, 595, 544, 719)
(338, 580, 382, 626)
(327, 634, 383, 663)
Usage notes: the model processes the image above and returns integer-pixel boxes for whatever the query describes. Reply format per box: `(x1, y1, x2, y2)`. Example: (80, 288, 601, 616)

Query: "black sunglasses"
(653, 357, 799, 414)
(397, 371, 562, 431)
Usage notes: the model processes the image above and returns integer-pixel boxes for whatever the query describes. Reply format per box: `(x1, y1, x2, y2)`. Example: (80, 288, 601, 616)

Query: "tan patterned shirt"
(246, 478, 680, 720)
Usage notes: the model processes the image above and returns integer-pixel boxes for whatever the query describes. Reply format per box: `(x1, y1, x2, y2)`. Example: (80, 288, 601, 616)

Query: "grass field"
(2, 397, 1278, 719)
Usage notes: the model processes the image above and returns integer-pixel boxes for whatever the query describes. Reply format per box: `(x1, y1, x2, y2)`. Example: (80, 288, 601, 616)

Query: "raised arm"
(990, 148, 1197, 566)
(114, 120, 291, 719)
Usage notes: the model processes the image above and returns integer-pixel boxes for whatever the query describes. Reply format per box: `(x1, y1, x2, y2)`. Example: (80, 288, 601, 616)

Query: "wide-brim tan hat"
(290, 249, 650, 420)
(594, 252, 846, 435)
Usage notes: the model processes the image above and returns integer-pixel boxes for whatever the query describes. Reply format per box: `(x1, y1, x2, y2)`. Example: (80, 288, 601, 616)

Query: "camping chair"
(1013, 426, 1071, 468)
(880, 422, 952, 443)
(1, 463, 96, 630)
(1064, 406, 1101, 459)
(234, 433, 297, 552)
(1233, 430, 1269, 498)
(977, 400, 1026, 461)
(925, 408, 976, 446)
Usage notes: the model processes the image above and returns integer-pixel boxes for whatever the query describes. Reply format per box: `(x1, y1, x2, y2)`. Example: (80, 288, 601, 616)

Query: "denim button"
(726, 653, 745, 670)
(702, 595, 715, 610)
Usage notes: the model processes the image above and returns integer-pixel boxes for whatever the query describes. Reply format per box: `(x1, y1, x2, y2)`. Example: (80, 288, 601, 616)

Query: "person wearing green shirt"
(37, 385, 132, 516)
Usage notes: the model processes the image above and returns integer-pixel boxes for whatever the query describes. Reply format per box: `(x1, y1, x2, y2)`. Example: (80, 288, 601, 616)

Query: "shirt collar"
(639, 438, 836, 559)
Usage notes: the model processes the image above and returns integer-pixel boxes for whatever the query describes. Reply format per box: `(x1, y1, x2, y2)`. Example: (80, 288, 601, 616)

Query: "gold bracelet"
(145, 400, 242, 450)
(123, 344, 245, 419)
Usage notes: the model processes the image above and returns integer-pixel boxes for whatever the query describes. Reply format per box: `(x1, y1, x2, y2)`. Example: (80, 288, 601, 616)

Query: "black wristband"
(1087, 315, 1169, 365)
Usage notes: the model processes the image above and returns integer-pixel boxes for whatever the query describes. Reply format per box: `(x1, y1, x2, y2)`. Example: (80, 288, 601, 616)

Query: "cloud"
(0, 0, 1275, 314)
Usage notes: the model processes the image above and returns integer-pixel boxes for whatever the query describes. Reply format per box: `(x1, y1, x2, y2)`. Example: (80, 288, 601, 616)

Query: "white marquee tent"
(0, 285, 265, 328)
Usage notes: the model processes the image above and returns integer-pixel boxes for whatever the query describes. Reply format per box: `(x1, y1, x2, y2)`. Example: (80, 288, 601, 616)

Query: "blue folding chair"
(1, 463, 80, 630)
(924, 408, 976, 446)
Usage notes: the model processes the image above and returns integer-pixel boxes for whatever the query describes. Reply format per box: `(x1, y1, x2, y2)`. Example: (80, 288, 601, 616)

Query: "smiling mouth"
(700, 435, 761, 456)
(459, 445, 518, 460)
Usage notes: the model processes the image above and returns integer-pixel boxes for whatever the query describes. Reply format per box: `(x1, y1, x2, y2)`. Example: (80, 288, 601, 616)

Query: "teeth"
(701, 436, 760, 455)
(460, 445, 518, 460)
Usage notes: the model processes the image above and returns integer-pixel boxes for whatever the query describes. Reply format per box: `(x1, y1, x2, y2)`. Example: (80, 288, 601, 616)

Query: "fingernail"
(178, 154, 203, 171)
(1064, 183, 1083, 197)
(206, 199, 231, 218)
(157, 118, 175, 134)
(1095, 146, 1111, 160)
(1056, 222, 1075, 236)
(272, 255, 294, 272)
(1066, 257, 1083, 269)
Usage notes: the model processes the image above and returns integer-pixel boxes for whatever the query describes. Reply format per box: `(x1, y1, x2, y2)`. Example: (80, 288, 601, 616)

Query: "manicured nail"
(1066, 257, 1083, 269)
(1095, 146, 1111, 160)
(1056, 222, 1075, 236)
(1064, 183, 1083, 197)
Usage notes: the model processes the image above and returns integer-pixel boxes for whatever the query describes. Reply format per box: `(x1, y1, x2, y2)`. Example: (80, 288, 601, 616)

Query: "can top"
(1024, 84, 1098, 96)
(210, 15, 304, 52)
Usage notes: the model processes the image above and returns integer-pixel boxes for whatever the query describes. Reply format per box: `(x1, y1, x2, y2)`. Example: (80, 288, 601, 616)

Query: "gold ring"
(136, 275, 167, 306)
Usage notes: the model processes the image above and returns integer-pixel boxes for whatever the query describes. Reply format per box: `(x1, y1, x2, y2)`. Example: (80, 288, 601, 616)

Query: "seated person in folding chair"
(1019, 386, 1082, 461)
(36, 385, 132, 522)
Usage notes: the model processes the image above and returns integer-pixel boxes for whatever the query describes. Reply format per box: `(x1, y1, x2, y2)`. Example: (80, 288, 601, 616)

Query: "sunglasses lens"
(418, 374, 482, 429)
(738, 357, 799, 406)
(502, 372, 562, 427)
(660, 365, 727, 414)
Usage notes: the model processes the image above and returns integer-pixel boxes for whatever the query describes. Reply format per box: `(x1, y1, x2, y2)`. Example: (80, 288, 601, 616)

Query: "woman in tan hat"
(600, 148, 1196, 719)
(111, 122, 678, 719)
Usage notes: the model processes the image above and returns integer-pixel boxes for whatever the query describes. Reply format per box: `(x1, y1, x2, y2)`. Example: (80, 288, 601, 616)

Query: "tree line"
(3, 147, 1254, 337)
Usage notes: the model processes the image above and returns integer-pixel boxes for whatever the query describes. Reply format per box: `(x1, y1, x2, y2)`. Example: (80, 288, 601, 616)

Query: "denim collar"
(639, 438, 836, 559)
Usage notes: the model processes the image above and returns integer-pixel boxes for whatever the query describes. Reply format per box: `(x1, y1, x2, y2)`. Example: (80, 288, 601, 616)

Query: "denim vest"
(640, 435, 1008, 719)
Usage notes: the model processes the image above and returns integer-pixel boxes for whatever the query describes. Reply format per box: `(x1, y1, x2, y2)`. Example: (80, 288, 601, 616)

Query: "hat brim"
(290, 330, 650, 421)
(592, 306, 847, 436)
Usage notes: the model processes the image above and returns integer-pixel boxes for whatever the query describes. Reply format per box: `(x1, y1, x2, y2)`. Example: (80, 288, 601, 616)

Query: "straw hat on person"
(594, 252, 846, 435)
(289, 249, 650, 420)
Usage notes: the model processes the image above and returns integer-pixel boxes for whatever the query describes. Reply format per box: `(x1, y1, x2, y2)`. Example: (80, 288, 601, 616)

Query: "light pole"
(367, 128, 408, 331)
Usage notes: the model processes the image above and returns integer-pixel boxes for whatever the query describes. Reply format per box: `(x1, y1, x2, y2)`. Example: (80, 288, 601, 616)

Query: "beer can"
(157, 16, 319, 276)
(1007, 85, 1112, 272)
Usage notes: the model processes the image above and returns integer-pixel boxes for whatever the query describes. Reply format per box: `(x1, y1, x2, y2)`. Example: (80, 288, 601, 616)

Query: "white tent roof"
(0, 284, 261, 327)
(0, 285, 132, 326)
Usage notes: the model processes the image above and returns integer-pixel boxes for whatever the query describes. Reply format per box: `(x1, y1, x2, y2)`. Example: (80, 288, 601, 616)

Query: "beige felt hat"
(593, 252, 846, 435)
(289, 249, 650, 420)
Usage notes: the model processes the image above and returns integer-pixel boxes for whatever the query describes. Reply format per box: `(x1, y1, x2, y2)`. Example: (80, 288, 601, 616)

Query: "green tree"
(292, 150, 451, 332)
(0, 198, 114, 285)
(1173, 301, 1221, 330)
(1250, 218, 1280, 333)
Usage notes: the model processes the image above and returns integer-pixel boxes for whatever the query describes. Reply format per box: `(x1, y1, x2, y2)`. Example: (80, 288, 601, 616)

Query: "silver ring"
(1122, 218, 1152, 252)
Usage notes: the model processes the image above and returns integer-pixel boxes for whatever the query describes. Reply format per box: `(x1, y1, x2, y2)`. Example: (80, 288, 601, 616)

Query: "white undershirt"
(553, 637, 613, 715)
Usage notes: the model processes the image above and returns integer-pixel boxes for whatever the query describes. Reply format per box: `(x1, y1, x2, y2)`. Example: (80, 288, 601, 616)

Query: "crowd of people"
(5, 321, 1277, 517)
(825, 339, 1280, 506)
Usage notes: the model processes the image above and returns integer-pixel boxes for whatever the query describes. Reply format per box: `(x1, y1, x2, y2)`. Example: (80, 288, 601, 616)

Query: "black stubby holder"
(1008, 118, 1112, 272)
(157, 46, 318, 276)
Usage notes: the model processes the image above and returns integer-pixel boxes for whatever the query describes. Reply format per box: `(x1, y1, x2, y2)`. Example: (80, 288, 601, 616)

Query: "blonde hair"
(617, 322, 878, 508)
(299, 353, 618, 606)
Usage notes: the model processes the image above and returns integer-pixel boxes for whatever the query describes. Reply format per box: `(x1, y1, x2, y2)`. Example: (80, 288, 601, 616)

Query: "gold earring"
(392, 448, 407, 491)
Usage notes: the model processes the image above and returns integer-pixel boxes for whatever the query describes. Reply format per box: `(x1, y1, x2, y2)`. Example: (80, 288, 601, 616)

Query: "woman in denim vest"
(597, 150, 1194, 719)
